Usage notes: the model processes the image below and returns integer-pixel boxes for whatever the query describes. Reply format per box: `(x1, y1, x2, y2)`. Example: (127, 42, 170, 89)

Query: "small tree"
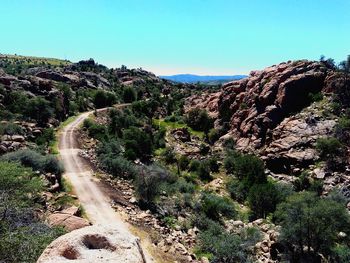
(134, 165, 173, 207)
(185, 108, 213, 133)
(123, 87, 137, 103)
(275, 192, 350, 261)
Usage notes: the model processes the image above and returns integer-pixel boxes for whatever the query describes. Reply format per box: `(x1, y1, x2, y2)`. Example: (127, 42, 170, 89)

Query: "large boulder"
(37, 225, 146, 263)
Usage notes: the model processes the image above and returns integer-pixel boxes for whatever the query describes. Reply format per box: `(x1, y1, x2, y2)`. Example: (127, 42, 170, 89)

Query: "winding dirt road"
(58, 107, 154, 262)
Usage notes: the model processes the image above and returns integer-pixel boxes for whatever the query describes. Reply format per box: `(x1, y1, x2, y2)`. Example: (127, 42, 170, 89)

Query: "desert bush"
(0, 122, 24, 136)
(247, 182, 280, 219)
(178, 155, 190, 171)
(26, 97, 54, 126)
(161, 147, 176, 164)
(103, 156, 136, 178)
(35, 128, 55, 146)
(175, 178, 195, 194)
(189, 159, 201, 172)
(196, 192, 236, 221)
(275, 191, 350, 262)
(308, 92, 323, 102)
(227, 178, 249, 202)
(123, 127, 153, 161)
(153, 127, 166, 149)
(93, 90, 116, 108)
(185, 108, 213, 133)
(134, 164, 175, 207)
(197, 161, 212, 181)
(0, 161, 64, 263)
(87, 123, 108, 141)
(196, 218, 259, 263)
(316, 137, 344, 159)
(208, 128, 220, 144)
(123, 86, 137, 103)
(207, 156, 219, 173)
(223, 150, 241, 174)
(1, 149, 63, 176)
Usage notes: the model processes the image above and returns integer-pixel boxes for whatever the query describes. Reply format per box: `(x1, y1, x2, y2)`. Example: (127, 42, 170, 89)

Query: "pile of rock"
(226, 219, 281, 263)
(0, 121, 44, 154)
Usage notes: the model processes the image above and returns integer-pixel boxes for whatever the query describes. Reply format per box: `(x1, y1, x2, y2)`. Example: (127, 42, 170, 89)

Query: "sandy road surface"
(58, 107, 154, 262)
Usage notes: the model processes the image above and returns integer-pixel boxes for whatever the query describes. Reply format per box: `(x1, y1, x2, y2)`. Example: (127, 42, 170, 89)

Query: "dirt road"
(58, 107, 154, 262)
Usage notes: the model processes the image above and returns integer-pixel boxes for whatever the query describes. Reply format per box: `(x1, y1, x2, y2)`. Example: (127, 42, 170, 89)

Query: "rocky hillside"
(186, 60, 349, 189)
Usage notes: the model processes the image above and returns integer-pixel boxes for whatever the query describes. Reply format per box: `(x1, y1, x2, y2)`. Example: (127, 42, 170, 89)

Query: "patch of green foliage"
(0, 161, 65, 263)
(275, 191, 350, 262)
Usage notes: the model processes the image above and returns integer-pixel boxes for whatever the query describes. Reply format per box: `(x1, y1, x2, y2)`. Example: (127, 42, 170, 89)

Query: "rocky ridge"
(185, 60, 347, 179)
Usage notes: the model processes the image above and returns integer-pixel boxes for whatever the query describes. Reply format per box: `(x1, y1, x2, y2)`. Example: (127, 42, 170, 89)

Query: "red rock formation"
(217, 60, 333, 148)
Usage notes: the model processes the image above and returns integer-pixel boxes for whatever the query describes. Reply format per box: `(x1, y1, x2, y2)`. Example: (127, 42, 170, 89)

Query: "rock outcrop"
(217, 60, 332, 148)
(37, 225, 146, 263)
(47, 206, 90, 232)
(185, 60, 345, 174)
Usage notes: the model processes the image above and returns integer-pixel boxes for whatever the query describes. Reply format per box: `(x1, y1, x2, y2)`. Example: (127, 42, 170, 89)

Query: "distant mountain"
(160, 74, 247, 84)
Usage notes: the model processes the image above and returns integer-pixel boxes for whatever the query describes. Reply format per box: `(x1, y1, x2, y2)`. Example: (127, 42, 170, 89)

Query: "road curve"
(58, 106, 153, 262)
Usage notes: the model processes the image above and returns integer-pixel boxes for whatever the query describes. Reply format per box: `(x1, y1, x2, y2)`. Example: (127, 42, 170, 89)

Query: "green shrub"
(197, 161, 212, 181)
(227, 179, 249, 202)
(176, 177, 195, 194)
(123, 87, 137, 103)
(93, 90, 116, 108)
(87, 123, 107, 141)
(123, 127, 153, 161)
(197, 192, 236, 221)
(153, 127, 166, 149)
(316, 137, 343, 159)
(275, 191, 350, 261)
(83, 118, 94, 129)
(199, 143, 210, 155)
(134, 164, 175, 206)
(308, 92, 324, 102)
(293, 171, 311, 192)
(332, 244, 350, 263)
(223, 150, 241, 174)
(185, 108, 213, 133)
(1, 149, 64, 176)
(223, 137, 236, 151)
(103, 156, 136, 178)
(189, 159, 201, 172)
(196, 218, 259, 263)
(208, 128, 220, 144)
(178, 155, 190, 171)
(26, 97, 54, 126)
(35, 128, 55, 146)
(0, 161, 65, 262)
(247, 182, 280, 219)
(162, 147, 176, 164)
(233, 154, 265, 184)
(207, 157, 219, 173)
(0, 122, 24, 136)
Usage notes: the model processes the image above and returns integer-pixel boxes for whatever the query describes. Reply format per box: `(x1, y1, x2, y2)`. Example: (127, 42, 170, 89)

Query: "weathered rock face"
(185, 92, 221, 118)
(260, 99, 336, 174)
(37, 225, 146, 263)
(218, 60, 331, 147)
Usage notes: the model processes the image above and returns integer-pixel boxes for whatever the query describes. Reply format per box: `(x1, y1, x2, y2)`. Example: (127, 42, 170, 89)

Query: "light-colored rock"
(61, 206, 80, 216)
(37, 225, 146, 263)
(47, 212, 90, 231)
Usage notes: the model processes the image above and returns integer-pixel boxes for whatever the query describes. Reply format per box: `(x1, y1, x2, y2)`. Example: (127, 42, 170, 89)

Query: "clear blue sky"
(1, 0, 349, 75)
